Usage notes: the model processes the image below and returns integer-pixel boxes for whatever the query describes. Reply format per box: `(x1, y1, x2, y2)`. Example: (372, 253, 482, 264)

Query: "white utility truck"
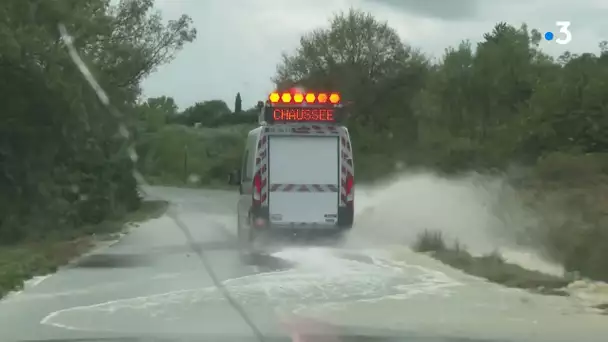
(229, 89, 355, 262)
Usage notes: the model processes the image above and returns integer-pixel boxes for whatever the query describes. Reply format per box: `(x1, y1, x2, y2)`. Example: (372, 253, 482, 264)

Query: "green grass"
(0, 200, 168, 299)
(412, 230, 571, 295)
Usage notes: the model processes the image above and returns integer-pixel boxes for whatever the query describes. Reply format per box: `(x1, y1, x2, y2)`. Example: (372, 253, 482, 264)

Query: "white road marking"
(40, 248, 462, 332)
(3, 272, 195, 303)
(40, 287, 206, 331)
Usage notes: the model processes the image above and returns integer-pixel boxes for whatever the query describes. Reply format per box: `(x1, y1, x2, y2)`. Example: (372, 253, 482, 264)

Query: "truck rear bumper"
(250, 205, 354, 231)
(255, 222, 351, 235)
(250, 214, 349, 239)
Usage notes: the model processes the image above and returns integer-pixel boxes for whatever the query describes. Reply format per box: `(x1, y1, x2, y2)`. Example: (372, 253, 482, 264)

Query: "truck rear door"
(268, 135, 339, 226)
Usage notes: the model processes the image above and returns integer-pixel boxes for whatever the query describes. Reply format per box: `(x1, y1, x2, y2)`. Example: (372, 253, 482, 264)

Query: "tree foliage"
(272, 9, 608, 280)
(155, 98, 257, 127)
(0, 0, 196, 243)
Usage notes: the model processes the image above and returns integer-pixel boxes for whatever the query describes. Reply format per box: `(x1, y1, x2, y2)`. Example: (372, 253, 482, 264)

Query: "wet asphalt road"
(0, 186, 291, 341)
(2, 186, 608, 342)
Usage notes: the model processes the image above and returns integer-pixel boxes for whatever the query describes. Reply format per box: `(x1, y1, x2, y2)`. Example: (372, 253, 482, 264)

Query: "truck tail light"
(345, 174, 354, 202)
(253, 172, 262, 203)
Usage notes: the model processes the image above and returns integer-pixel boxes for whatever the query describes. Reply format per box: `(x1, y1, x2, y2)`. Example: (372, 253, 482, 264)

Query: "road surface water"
(0, 185, 607, 342)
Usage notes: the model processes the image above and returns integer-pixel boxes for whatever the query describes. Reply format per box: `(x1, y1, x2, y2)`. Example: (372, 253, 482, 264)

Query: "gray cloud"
(362, 0, 479, 20)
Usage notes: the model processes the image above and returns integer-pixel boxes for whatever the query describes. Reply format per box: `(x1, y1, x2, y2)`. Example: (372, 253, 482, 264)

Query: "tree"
(273, 8, 428, 179)
(274, 9, 413, 89)
(234, 92, 242, 113)
(181, 100, 232, 127)
(141, 96, 179, 127)
(94, 0, 197, 90)
(147, 96, 178, 116)
(0, 0, 196, 242)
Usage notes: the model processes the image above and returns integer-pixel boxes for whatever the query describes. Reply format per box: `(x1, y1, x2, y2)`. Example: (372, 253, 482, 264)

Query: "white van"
(229, 90, 355, 261)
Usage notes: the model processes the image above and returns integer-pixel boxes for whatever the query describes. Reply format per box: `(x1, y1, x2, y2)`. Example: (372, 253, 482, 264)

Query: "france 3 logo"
(544, 21, 572, 45)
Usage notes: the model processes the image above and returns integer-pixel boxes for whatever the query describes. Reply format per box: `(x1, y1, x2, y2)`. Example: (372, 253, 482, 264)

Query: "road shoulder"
(0, 200, 168, 300)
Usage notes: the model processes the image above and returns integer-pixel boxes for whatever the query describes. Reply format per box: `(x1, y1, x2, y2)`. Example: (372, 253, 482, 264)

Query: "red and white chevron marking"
(340, 134, 354, 203)
(255, 134, 269, 203)
(269, 183, 339, 192)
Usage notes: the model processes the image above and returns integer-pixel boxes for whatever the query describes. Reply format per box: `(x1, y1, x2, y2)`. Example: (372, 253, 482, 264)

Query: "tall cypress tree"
(234, 92, 242, 113)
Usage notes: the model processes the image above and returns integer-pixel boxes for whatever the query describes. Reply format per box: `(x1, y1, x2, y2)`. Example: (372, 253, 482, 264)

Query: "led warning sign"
(265, 90, 345, 123)
(272, 108, 335, 122)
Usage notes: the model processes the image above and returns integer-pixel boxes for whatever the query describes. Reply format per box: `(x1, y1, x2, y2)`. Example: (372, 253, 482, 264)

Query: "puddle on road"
(72, 253, 153, 268)
(71, 240, 242, 268)
(41, 247, 462, 332)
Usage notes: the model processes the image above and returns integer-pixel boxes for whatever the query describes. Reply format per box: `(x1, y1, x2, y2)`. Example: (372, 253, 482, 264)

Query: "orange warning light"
(305, 93, 316, 103)
(281, 93, 292, 103)
(269, 92, 280, 103)
(329, 93, 340, 104)
(293, 93, 304, 103)
(317, 93, 328, 103)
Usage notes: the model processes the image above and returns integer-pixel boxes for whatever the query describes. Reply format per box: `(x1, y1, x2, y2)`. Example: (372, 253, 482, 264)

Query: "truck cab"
(229, 90, 355, 262)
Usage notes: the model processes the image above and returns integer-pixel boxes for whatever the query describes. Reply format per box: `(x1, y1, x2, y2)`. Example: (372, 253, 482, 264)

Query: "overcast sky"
(142, 0, 607, 111)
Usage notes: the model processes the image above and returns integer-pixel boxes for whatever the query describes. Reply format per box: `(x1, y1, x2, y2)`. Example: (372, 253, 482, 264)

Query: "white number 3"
(555, 21, 572, 45)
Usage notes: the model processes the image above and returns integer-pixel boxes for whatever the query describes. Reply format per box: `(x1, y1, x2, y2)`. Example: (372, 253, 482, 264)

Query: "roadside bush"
(412, 230, 570, 290)
(412, 230, 447, 253)
(136, 124, 252, 186)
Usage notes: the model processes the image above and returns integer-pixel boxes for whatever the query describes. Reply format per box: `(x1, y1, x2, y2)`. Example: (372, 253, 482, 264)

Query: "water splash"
(350, 171, 564, 276)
